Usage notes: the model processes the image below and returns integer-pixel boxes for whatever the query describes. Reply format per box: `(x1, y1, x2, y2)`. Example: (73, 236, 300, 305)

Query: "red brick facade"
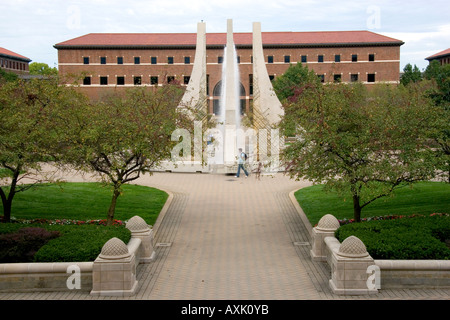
(55, 31, 403, 112)
(0, 47, 31, 75)
(426, 48, 450, 66)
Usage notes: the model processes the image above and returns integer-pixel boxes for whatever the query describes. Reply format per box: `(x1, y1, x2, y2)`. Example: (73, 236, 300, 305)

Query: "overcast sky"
(1, 0, 449, 71)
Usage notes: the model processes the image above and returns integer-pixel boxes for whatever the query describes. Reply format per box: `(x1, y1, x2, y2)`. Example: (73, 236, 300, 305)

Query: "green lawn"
(295, 181, 450, 226)
(1, 182, 168, 226)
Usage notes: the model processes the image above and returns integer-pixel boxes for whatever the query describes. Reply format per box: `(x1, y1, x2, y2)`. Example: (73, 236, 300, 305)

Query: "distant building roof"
(0, 47, 31, 62)
(425, 48, 450, 61)
(54, 30, 404, 49)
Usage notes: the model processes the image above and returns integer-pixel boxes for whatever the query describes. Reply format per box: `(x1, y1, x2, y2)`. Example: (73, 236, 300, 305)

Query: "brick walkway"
(1, 172, 449, 300)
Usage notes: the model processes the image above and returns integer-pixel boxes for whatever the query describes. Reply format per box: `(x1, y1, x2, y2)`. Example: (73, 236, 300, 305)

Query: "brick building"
(54, 30, 403, 113)
(0, 47, 31, 75)
(426, 48, 450, 66)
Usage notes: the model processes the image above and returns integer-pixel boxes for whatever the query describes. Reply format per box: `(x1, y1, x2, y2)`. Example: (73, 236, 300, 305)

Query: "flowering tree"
(58, 85, 191, 226)
(280, 79, 441, 222)
(0, 77, 87, 222)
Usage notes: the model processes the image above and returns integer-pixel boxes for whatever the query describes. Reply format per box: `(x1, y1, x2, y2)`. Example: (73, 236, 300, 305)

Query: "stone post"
(126, 215, 155, 263)
(327, 235, 378, 295)
(90, 237, 138, 297)
(310, 214, 340, 261)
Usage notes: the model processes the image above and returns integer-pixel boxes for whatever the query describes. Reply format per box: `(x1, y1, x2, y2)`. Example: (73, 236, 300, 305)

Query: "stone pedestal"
(90, 237, 138, 297)
(126, 215, 155, 263)
(326, 236, 378, 295)
(310, 214, 340, 261)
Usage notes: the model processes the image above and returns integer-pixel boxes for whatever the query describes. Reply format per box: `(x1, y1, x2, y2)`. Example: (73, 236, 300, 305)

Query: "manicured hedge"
(335, 214, 450, 260)
(0, 227, 60, 263)
(0, 223, 131, 263)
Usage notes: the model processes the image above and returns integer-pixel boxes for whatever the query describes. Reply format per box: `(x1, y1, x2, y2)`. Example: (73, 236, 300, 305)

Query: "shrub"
(33, 224, 131, 262)
(0, 223, 131, 262)
(335, 214, 450, 260)
(0, 227, 61, 263)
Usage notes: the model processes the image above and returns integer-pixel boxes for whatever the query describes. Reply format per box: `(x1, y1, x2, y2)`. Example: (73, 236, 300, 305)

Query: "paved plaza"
(0, 171, 449, 300)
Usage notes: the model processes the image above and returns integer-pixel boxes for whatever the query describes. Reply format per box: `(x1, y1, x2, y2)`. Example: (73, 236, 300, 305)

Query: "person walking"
(235, 148, 249, 178)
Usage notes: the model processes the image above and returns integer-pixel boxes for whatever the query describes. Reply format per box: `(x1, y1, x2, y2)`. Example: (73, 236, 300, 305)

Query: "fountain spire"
(224, 19, 237, 126)
(222, 19, 241, 164)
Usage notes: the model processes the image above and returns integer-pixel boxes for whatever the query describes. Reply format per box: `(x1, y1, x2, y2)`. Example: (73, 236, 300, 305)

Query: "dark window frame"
(83, 76, 91, 85)
(134, 76, 142, 85)
(150, 76, 158, 85)
(117, 76, 125, 85)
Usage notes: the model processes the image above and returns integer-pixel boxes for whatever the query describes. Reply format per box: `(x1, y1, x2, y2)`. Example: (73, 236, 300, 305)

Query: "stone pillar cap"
(99, 237, 131, 260)
(337, 235, 369, 258)
(126, 215, 151, 233)
(316, 214, 340, 231)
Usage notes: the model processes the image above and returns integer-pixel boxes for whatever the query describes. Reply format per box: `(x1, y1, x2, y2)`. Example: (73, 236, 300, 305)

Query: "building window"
(134, 76, 142, 85)
(369, 54, 375, 62)
(335, 55, 341, 63)
(151, 57, 157, 64)
(350, 74, 359, 82)
(268, 55, 274, 63)
(218, 56, 223, 64)
(100, 76, 108, 85)
(83, 76, 91, 85)
(184, 76, 190, 85)
(284, 55, 290, 63)
(150, 76, 158, 85)
(184, 57, 190, 64)
(269, 75, 275, 81)
(134, 57, 140, 64)
(367, 73, 376, 82)
(318, 55, 324, 63)
(83, 57, 89, 65)
(333, 74, 342, 83)
(117, 76, 125, 85)
(301, 55, 307, 63)
(318, 74, 325, 83)
(352, 54, 358, 62)
(117, 57, 123, 64)
(237, 56, 240, 64)
(249, 74, 253, 96)
(168, 57, 174, 64)
(100, 57, 106, 64)
(167, 76, 175, 84)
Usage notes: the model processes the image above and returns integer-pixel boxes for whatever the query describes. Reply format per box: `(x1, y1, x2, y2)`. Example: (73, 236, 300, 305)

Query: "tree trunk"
(351, 185, 362, 222)
(106, 187, 121, 226)
(0, 195, 12, 223)
(0, 167, 20, 223)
